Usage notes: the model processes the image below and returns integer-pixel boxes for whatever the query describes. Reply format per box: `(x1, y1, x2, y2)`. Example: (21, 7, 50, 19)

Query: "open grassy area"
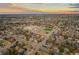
(43, 26, 53, 34)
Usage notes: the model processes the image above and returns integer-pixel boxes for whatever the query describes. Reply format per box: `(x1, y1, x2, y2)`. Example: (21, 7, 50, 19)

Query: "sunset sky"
(0, 3, 79, 14)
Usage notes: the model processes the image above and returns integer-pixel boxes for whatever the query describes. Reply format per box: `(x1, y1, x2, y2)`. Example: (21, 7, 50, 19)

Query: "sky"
(0, 3, 79, 14)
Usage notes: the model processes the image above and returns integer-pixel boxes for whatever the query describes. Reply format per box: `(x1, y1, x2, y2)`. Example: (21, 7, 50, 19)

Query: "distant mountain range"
(0, 14, 79, 16)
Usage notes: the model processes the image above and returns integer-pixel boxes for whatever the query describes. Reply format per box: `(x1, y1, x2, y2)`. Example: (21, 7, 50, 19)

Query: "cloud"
(0, 3, 79, 14)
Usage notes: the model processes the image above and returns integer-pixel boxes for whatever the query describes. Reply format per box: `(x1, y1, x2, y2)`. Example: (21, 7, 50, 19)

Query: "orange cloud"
(0, 9, 23, 13)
